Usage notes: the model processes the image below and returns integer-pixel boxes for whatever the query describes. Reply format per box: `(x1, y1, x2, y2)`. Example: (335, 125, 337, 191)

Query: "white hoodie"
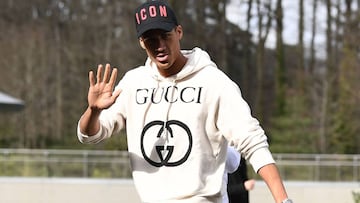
(77, 47, 274, 203)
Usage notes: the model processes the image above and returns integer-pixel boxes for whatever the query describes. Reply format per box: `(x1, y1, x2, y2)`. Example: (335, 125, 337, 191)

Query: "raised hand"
(88, 63, 121, 111)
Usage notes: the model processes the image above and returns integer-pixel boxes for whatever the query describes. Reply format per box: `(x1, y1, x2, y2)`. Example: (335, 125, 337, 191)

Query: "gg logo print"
(140, 120, 192, 167)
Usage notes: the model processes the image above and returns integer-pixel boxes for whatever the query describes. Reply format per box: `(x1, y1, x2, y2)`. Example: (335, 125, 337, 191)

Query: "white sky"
(226, 0, 328, 57)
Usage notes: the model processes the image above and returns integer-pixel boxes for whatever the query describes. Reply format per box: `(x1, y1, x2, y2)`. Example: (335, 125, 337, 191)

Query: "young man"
(77, 1, 293, 202)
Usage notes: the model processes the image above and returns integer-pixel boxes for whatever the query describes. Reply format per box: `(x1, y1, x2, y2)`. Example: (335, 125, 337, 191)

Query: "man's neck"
(160, 54, 188, 77)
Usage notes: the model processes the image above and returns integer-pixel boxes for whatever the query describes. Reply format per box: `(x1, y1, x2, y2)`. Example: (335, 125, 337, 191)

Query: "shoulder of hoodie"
(123, 65, 150, 78)
(117, 65, 150, 85)
(199, 63, 238, 89)
(202, 66, 241, 100)
(186, 47, 236, 87)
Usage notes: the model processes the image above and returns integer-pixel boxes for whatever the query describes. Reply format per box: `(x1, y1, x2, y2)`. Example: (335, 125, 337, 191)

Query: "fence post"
(315, 155, 320, 181)
(83, 151, 89, 177)
(44, 150, 50, 177)
(354, 156, 359, 181)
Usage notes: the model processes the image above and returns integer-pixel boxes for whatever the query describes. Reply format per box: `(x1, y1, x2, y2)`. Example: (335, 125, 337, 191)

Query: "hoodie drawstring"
(161, 78, 177, 151)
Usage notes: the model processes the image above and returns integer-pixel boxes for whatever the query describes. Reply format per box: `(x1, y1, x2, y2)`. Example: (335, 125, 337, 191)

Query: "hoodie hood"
(145, 47, 217, 82)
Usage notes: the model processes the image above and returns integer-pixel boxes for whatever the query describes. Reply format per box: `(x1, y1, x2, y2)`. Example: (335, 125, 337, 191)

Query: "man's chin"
(156, 61, 170, 68)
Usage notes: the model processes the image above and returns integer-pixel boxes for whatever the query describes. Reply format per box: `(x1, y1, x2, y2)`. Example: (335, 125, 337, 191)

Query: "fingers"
(96, 64, 103, 83)
(90, 63, 118, 86)
(89, 71, 95, 87)
(103, 64, 111, 82)
(109, 67, 118, 89)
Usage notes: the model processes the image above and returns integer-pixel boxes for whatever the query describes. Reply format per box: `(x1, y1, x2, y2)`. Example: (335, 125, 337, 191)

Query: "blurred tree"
(0, 0, 359, 154)
(274, 0, 285, 116)
(330, 0, 360, 153)
(254, 0, 273, 125)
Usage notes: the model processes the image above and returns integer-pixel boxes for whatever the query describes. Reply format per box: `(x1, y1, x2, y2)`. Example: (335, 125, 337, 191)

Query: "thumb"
(112, 89, 122, 100)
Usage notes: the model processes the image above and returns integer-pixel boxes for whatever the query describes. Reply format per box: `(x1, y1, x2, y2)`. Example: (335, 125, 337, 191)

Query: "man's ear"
(139, 38, 146, 50)
(176, 25, 184, 40)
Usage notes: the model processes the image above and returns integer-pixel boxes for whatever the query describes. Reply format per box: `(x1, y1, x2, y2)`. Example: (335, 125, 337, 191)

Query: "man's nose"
(158, 38, 166, 47)
(155, 36, 166, 49)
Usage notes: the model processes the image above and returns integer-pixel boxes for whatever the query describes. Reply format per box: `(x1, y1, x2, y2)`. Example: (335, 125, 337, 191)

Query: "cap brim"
(137, 21, 176, 38)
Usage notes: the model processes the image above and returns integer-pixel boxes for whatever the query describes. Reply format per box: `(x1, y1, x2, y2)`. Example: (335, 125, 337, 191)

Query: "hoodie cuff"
(77, 123, 103, 144)
(248, 147, 275, 173)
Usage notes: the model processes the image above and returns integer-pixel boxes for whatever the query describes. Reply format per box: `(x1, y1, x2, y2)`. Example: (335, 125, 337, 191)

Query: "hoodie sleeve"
(216, 77, 275, 172)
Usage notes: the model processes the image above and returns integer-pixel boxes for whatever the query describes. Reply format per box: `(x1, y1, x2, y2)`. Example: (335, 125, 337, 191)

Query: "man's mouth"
(156, 53, 169, 62)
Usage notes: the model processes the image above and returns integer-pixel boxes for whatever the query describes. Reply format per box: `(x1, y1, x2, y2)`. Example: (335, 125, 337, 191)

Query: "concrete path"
(0, 178, 358, 203)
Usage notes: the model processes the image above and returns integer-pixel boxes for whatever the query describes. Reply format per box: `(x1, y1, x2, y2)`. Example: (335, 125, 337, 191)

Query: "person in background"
(77, 1, 292, 202)
(227, 157, 256, 203)
(223, 146, 241, 203)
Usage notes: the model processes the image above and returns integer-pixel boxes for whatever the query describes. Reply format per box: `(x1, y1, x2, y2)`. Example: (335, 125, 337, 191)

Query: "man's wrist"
(281, 198, 293, 203)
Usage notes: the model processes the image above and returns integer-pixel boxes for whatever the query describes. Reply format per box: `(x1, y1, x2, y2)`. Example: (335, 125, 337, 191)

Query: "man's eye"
(144, 38, 156, 43)
(162, 33, 172, 39)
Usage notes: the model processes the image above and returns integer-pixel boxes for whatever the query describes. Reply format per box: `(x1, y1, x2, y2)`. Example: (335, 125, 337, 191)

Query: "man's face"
(140, 25, 183, 77)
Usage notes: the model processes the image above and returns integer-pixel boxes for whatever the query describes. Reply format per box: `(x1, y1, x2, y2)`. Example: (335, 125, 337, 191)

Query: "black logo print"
(140, 120, 192, 167)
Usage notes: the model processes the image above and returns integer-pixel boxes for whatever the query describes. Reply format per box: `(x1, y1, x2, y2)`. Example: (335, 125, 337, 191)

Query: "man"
(227, 157, 256, 203)
(77, 1, 292, 202)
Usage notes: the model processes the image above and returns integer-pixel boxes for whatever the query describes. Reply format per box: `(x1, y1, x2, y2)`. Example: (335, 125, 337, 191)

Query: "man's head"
(134, 1, 187, 77)
(134, 1, 178, 38)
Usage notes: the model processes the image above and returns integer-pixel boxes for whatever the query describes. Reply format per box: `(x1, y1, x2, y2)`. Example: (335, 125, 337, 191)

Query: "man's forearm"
(79, 107, 101, 135)
(258, 163, 288, 203)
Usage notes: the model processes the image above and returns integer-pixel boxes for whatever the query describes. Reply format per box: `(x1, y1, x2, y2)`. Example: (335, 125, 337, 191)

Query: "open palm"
(88, 64, 121, 110)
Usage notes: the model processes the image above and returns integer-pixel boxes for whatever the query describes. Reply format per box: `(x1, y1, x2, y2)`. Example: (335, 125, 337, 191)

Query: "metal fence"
(273, 153, 360, 182)
(0, 148, 359, 181)
(0, 148, 132, 178)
